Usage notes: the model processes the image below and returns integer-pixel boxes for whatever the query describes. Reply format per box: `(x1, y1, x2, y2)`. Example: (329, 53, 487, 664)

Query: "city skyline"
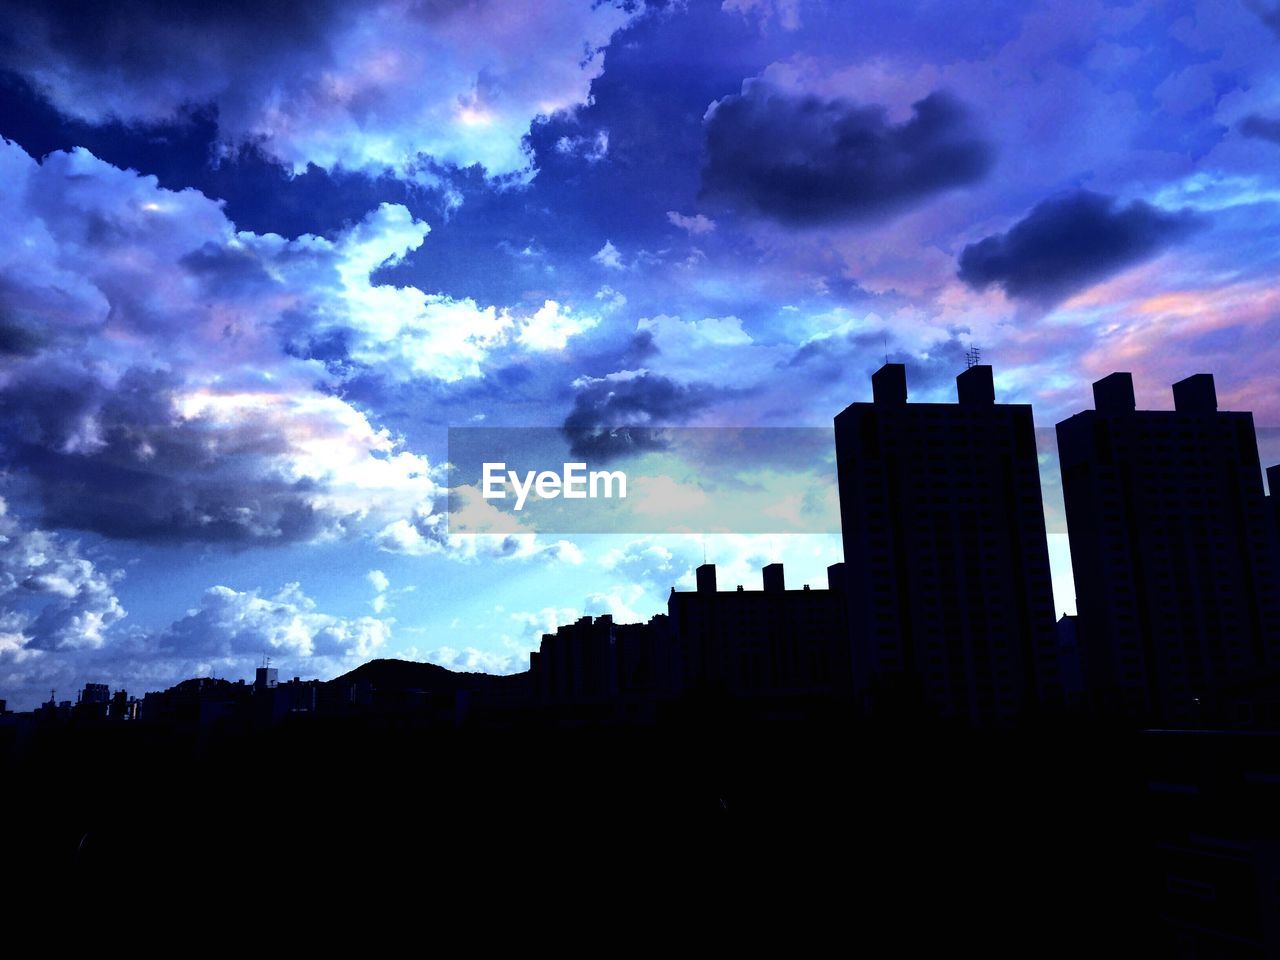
(9, 361, 1278, 719)
(3, 0, 1280, 708)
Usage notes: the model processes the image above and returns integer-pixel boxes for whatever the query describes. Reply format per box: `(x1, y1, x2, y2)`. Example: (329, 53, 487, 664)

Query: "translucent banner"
(445, 426, 1280, 535)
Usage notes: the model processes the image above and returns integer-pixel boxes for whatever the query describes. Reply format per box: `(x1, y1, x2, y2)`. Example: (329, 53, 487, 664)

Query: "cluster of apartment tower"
(530, 363, 1280, 726)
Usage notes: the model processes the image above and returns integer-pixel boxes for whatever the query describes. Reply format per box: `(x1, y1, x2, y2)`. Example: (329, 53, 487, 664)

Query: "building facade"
(834, 363, 1061, 722)
(665, 562, 849, 699)
(1056, 372, 1280, 721)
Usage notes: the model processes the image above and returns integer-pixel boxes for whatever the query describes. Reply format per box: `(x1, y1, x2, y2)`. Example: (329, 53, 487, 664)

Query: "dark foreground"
(4, 707, 1276, 953)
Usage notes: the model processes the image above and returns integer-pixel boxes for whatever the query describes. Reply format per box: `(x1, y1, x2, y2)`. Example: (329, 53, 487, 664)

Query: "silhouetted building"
(613, 615, 674, 699)
(36, 695, 72, 722)
(1056, 614, 1084, 711)
(255, 666, 279, 691)
(1269, 464, 1280, 553)
(1056, 373, 1280, 721)
(665, 562, 850, 699)
(826, 561, 847, 594)
(696, 563, 717, 594)
(834, 363, 1061, 722)
(528, 612, 677, 722)
(73, 682, 111, 720)
(257, 676, 322, 723)
(78, 683, 109, 704)
(531, 614, 621, 705)
(108, 689, 138, 721)
(139, 677, 250, 729)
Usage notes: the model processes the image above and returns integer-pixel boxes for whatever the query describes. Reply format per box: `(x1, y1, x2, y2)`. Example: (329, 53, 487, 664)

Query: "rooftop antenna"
(965, 345, 982, 370)
(883, 333, 889, 365)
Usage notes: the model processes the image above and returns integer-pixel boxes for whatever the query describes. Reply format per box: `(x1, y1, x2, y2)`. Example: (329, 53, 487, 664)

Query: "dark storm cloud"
(784, 332, 972, 398)
(1250, 1, 1280, 37)
(0, 365, 331, 544)
(0, 316, 45, 356)
(700, 83, 994, 225)
(562, 372, 728, 462)
(0, 141, 449, 550)
(0, 72, 450, 241)
(0, 0, 343, 79)
(179, 242, 279, 292)
(1241, 114, 1280, 145)
(783, 327, 896, 372)
(0, 0, 641, 179)
(957, 190, 1202, 305)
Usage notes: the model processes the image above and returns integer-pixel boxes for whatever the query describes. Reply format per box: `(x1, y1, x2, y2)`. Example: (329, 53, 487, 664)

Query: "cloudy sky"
(2, 0, 1278, 708)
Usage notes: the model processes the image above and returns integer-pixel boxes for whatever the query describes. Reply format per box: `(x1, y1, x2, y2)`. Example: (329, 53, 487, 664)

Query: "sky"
(2, 0, 1279, 709)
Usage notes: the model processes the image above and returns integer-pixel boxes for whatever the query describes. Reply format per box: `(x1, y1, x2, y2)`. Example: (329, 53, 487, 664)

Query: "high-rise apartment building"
(834, 363, 1060, 721)
(1056, 372, 1280, 721)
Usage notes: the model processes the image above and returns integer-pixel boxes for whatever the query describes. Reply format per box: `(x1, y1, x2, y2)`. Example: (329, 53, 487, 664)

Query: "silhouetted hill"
(328, 658, 524, 692)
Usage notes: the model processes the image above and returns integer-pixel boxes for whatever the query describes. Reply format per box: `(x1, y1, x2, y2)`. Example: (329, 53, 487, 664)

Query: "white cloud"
(425, 645, 528, 675)
(162, 582, 390, 660)
(555, 129, 611, 163)
(0, 497, 393, 706)
(511, 606, 582, 638)
(374, 497, 585, 565)
(304, 205, 599, 381)
(595, 285, 628, 310)
(722, 0, 803, 31)
(641, 313, 753, 347)
(600, 538, 689, 586)
(516, 299, 601, 352)
(367, 568, 390, 613)
(583, 586, 646, 623)
(591, 240, 625, 270)
(0, 140, 601, 545)
(631, 313, 784, 389)
(0, 496, 126, 652)
(666, 211, 717, 235)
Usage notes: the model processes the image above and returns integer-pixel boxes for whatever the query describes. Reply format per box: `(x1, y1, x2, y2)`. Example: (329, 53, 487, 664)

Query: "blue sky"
(2, 0, 1279, 708)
